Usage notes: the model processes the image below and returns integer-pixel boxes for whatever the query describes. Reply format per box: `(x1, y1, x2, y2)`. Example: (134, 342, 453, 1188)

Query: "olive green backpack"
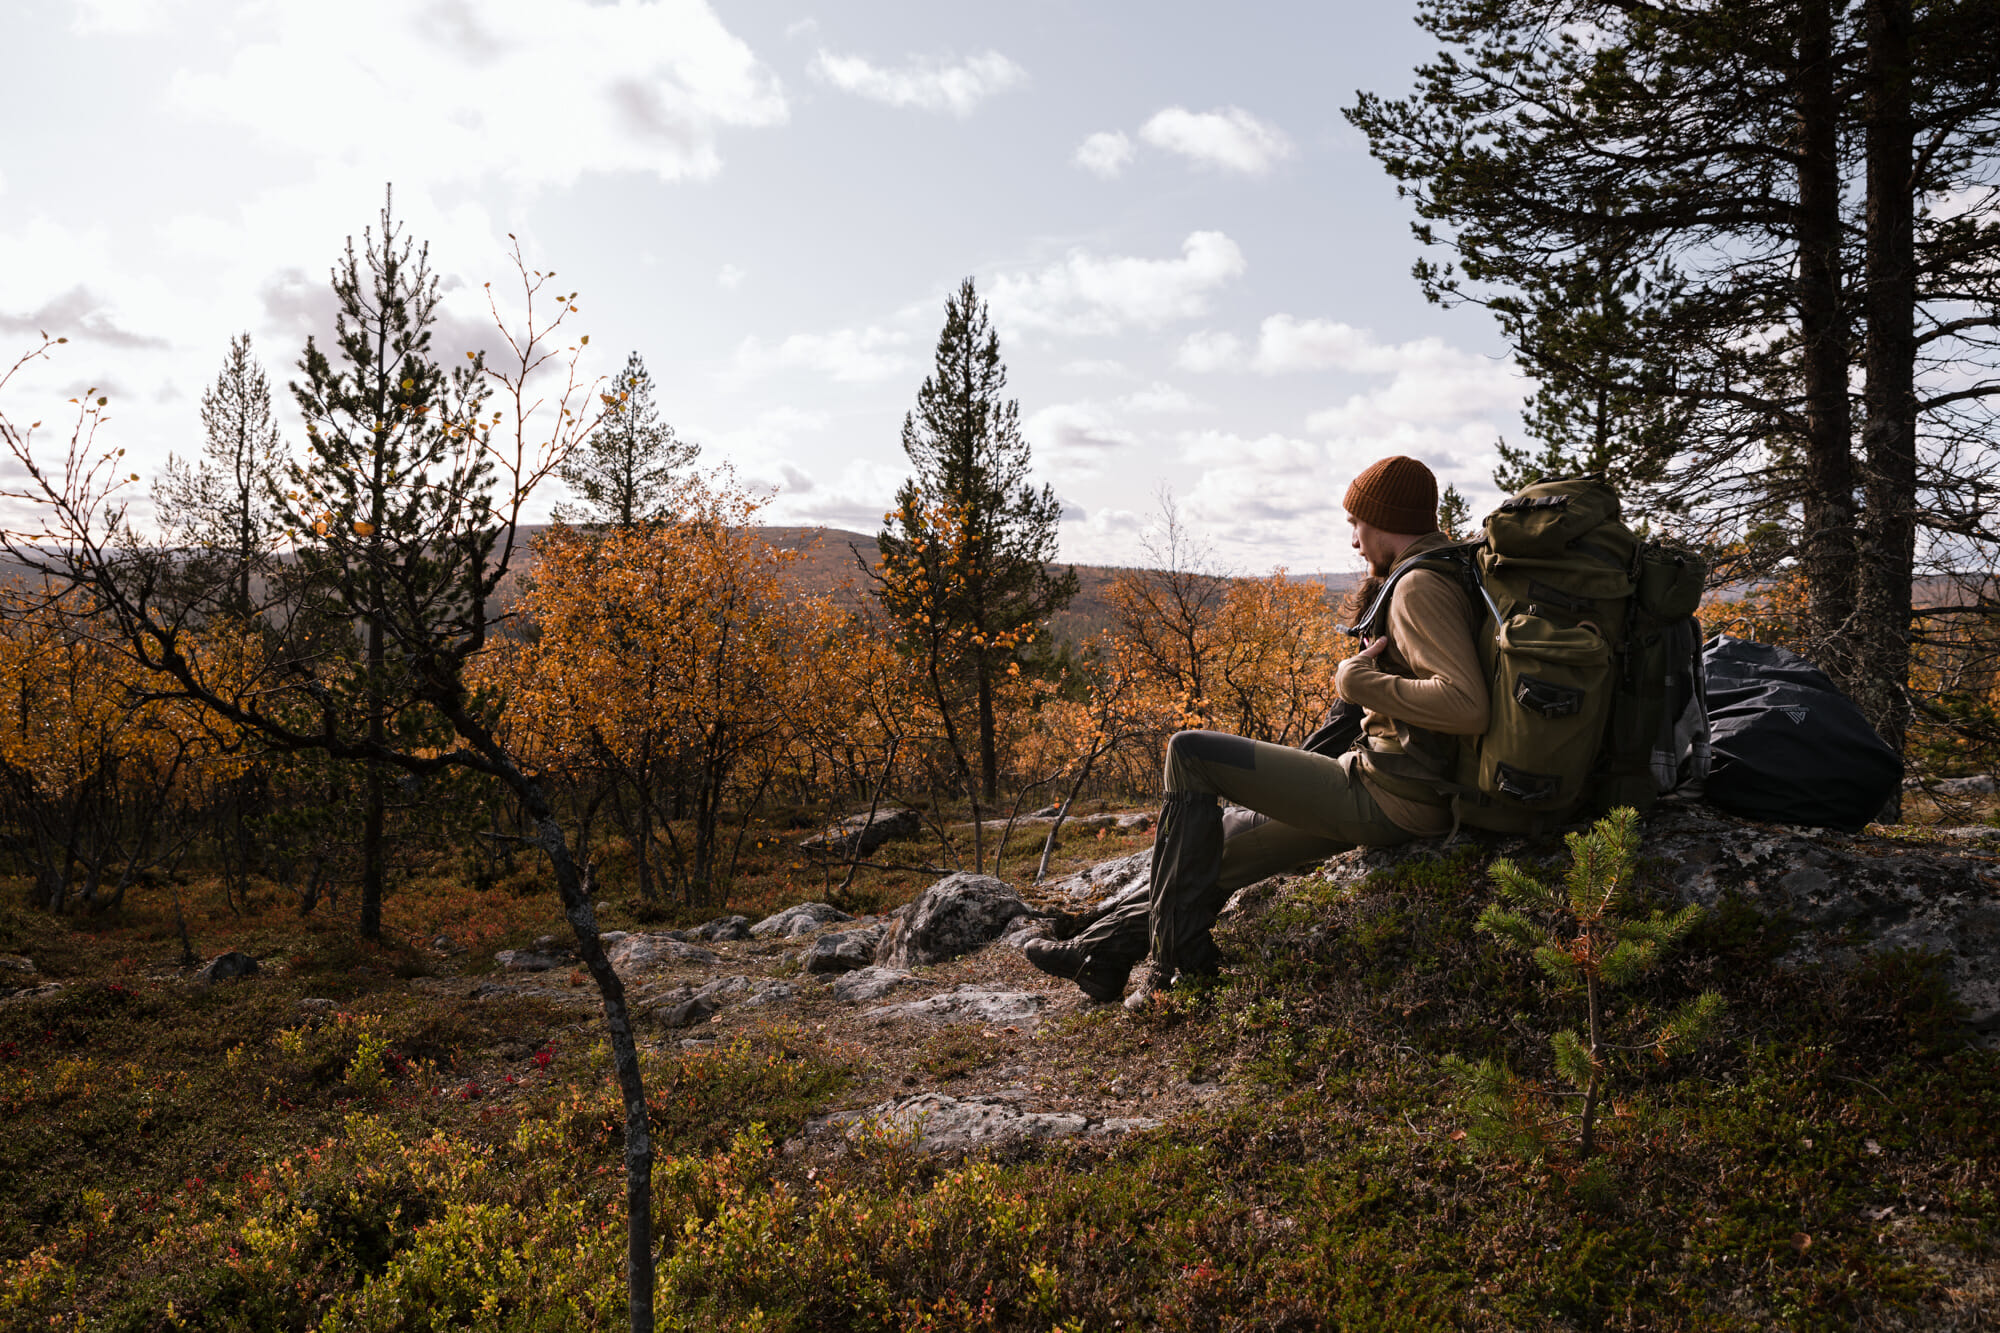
(1345, 477, 1709, 834)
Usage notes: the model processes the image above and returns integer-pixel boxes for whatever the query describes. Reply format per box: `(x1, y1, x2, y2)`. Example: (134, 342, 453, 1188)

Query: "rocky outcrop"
(694, 975, 796, 1007)
(1044, 848, 1152, 908)
(197, 951, 259, 984)
(603, 933, 721, 972)
(1304, 802, 2000, 1037)
(830, 966, 922, 1003)
(800, 808, 922, 859)
(815, 1090, 1156, 1156)
(751, 903, 854, 938)
(875, 874, 1031, 969)
(803, 925, 888, 974)
(867, 986, 1045, 1026)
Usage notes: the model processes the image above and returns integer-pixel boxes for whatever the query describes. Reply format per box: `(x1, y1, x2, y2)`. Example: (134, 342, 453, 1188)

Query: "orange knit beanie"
(1342, 455, 1438, 534)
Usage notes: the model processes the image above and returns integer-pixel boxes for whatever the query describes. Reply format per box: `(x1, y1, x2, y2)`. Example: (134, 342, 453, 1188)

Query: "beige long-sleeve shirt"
(1333, 538, 1488, 834)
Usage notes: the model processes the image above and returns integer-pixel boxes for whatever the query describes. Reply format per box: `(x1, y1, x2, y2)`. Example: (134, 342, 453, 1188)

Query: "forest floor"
(2, 802, 1998, 1330)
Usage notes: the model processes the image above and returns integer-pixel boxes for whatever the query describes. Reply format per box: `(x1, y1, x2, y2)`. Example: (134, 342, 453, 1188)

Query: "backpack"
(1345, 477, 1710, 834)
(1701, 635, 1901, 832)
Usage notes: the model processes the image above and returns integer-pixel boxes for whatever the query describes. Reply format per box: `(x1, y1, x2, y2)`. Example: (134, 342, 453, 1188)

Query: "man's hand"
(1357, 634, 1391, 662)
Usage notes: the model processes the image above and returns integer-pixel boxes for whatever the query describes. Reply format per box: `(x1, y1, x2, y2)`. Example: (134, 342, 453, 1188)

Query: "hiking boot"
(1122, 959, 1173, 1012)
(1023, 937, 1133, 1004)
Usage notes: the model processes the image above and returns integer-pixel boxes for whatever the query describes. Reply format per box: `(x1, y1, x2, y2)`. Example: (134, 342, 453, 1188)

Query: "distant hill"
(755, 526, 1361, 646)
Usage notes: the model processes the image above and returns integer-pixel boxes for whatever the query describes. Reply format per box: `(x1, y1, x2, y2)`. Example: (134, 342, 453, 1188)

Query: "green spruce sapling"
(1457, 806, 1724, 1159)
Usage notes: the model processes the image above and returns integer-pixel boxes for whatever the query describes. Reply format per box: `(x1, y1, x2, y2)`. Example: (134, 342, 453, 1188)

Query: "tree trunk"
(1857, 0, 1919, 811)
(976, 656, 999, 802)
(361, 615, 386, 940)
(1794, 0, 1859, 683)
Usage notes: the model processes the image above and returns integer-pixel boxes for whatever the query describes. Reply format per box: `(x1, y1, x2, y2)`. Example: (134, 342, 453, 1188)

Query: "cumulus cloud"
(722, 325, 913, 387)
(809, 49, 1026, 115)
(1174, 315, 1524, 428)
(716, 263, 746, 289)
(1073, 130, 1135, 178)
(988, 231, 1246, 337)
(1139, 106, 1294, 176)
(169, 0, 787, 189)
(0, 285, 169, 349)
(1024, 402, 1141, 474)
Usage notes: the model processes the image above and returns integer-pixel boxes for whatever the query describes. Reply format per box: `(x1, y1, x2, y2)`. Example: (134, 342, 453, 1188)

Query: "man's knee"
(1167, 730, 1257, 772)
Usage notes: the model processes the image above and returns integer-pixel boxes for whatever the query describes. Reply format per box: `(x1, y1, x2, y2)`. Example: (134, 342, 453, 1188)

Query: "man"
(1024, 455, 1488, 1008)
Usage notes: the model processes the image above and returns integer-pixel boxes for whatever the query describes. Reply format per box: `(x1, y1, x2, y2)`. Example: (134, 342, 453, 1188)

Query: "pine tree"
(554, 350, 696, 528)
(153, 333, 288, 618)
(875, 277, 1078, 805)
(285, 189, 493, 940)
(1347, 0, 2000, 778)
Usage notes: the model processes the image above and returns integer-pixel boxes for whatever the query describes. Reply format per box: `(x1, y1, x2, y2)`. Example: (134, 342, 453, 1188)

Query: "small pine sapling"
(1458, 806, 1724, 1159)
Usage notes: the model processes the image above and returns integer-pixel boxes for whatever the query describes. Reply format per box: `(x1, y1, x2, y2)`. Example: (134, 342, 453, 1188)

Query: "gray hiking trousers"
(1073, 730, 1419, 968)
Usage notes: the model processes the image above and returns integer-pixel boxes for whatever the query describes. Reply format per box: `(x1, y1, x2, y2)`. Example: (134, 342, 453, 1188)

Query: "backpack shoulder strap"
(1340, 539, 1491, 640)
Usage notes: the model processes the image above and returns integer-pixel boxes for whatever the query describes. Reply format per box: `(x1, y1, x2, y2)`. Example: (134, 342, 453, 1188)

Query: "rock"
(1907, 774, 1996, 795)
(800, 807, 923, 859)
(831, 966, 922, 1003)
(751, 903, 854, 938)
(804, 925, 888, 974)
(196, 951, 259, 984)
(1116, 812, 1156, 832)
(0, 982, 62, 1003)
(1042, 848, 1153, 908)
(867, 986, 1046, 1027)
(495, 949, 570, 973)
(0, 955, 35, 977)
(1305, 805, 2000, 1036)
(691, 915, 752, 942)
(1030, 804, 1064, 818)
(818, 1092, 1156, 1156)
(298, 997, 335, 1016)
(532, 934, 570, 954)
(875, 874, 1031, 969)
(694, 975, 796, 1007)
(647, 989, 718, 1029)
(605, 934, 722, 972)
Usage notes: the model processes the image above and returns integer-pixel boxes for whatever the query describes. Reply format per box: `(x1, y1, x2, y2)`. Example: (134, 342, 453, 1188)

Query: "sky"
(0, 0, 1533, 578)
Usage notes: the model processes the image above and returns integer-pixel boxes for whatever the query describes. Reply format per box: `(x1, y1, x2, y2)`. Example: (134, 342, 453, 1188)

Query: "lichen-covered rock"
(866, 986, 1045, 1026)
(803, 925, 887, 974)
(0, 955, 35, 977)
(691, 974, 795, 1007)
(647, 988, 718, 1029)
(831, 966, 922, 1003)
(197, 951, 259, 984)
(817, 1091, 1155, 1155)
(605, 934, 721, 972)
(494, 949, 569, 973)
(800, 807, 922, 859)
(875, 874, 1030, 969)
(688, 915, 752, 942)
(1302, 802, 2000, 1037)
(1043, 849, 1152, 908)
(750, 903, 854, 938)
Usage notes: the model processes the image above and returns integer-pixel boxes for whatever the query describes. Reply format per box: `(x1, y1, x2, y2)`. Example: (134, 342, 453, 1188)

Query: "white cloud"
(1140, 106, 1294, 176)
(717, 263, 746, 289)
(1073, 130, 1134, 178)
(809, 49, 1026, 115)
(988, 231, 1247, 337)
(1177, 430, 1341, 557)
(1173, 315, 1524, 428)
(722, 325, 913, 387)
(1026, 402, 1140, 467)
(1173, 329, 1244, 373)
(70, 0, 178, 34)
(1059, 358, 1134, 378)
(169, 0, 788, 189)
(783, 17, 819, 40)
(1121, 381, 1198, 414)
